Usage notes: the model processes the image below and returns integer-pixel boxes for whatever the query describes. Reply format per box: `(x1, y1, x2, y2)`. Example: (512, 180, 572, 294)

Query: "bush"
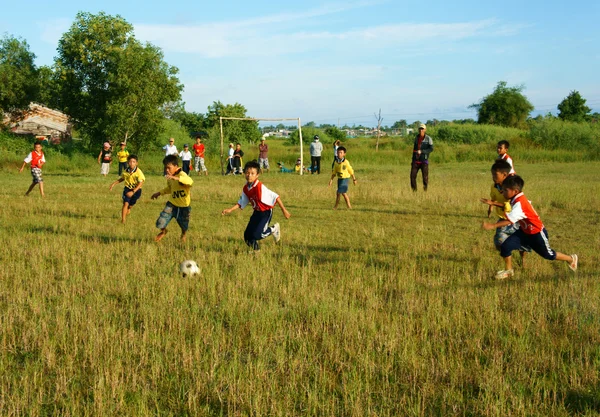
(287, 127, 332, 145)
(429, 124, 525, 144)
(528, 118, 600, 151)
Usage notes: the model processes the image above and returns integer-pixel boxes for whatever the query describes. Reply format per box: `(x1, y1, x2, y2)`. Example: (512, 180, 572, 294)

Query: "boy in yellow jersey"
(328, 146, 357, 209)
(116, 142, 129, 176)
(109, 154, 145, 224)
(480, 160, 530, 264)
(151, 155, 194, 242)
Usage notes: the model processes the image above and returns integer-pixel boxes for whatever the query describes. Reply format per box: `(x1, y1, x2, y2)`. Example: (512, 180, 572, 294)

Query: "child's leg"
(333, 193, 341, 209)
(244, 210, 272, 250)
(38, 182, 44, 197)
(155, 203, 174, 241)
(25, 182, 36, 196)
(121, 202, 130, 223)
(174, 206, 191, 241)
(342, 193, 352, 209)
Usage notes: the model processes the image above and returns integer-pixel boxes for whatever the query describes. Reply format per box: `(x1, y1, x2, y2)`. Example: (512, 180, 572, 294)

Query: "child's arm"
(328, 173, 336, 186)
(109, 177, 124, 190)
(98, 152, 102, 164)
(19, 161, 27, 173)
(482, 219, 512, 230)
(221, 204, 241, 215)
(275, 197, 291, 219)
(480, 198, 504, 208)
(126, 181, 144, 197)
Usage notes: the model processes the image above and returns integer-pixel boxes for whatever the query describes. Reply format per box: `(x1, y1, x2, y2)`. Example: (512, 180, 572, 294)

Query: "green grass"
(1, 140, 600, 416)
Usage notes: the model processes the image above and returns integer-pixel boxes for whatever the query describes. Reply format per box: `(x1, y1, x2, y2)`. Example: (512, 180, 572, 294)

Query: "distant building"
(5, 103, 72, 143)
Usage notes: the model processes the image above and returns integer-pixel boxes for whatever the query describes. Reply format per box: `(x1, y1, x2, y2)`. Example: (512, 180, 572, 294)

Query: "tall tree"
(0, 35, 38, 117)
(470, 81, 534, 128)
(392, 119, 407, 129)
(205, 100, 261, 143)
(557, 90, 591, 122)
(54, 12, 182, 149)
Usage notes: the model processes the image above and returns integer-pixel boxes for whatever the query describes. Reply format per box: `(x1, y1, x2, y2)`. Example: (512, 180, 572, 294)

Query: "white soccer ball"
(179, 260, 200, 278)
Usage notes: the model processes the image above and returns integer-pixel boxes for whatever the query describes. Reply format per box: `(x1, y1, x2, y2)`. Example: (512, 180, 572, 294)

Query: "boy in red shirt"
(482, 175, 577, 279)
(19, 142, 46, 197)
(192, 136, 208, 176)
(222, 160, 291, 251)
(496, 140, 515, 175)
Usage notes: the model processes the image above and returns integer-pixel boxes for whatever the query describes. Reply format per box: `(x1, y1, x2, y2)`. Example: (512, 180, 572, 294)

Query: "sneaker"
(495, 269, 514, 280)
(272, 223, 281, 243)
(568, 254, 578, 272)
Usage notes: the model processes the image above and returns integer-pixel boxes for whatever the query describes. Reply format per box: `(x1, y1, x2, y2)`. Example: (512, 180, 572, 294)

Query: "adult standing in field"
(310, 135, 323, 174)
(410, 123, 434, 191)
(162, 137, 178, 175)
(258, 138, 270, 173)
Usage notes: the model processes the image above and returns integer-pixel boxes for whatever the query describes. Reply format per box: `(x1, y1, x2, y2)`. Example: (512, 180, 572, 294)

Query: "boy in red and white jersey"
(222, 160, 291, 251)
(19, 142, 46, 197)
(482, 175, 578, 279)
(496, 140, 515, 175)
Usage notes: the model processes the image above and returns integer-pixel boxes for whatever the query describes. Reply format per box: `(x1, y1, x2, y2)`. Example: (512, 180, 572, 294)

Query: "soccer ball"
(179, 260, 200, 278)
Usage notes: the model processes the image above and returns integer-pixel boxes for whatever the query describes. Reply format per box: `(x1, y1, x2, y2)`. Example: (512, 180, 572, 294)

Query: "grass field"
(1, 140, 599, 416)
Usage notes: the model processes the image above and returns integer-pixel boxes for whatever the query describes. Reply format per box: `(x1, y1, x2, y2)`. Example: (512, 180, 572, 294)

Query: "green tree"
(324, 126, 346, 142)
(36, 65, 57, 108)
(54, 12, 182, 149)
(391, 119, 407, 129)
(205, 101, 261, 155)
(557, 90, 591, 122)
(0, 34, 38, 117)
(470, 81, 534, 128)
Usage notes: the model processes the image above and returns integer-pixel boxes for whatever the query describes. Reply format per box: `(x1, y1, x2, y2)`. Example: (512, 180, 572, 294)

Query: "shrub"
(429, 124, 525, 144)
(528, 118, 600, 151)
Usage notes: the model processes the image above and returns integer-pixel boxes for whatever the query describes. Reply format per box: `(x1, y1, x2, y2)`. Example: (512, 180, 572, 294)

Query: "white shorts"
(101, 162, 110, 175)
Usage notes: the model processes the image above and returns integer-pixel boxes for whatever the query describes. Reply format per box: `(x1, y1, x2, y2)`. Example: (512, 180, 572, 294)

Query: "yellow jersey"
(122, 167, 145, 190)
(117, 149, 129, 163)
(490, 184, 511, 219)
(332, 159, 354, 179)
(160, 170, 193, 207)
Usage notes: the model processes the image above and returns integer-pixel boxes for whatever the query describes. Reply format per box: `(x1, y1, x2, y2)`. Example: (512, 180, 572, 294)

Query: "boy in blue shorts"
(109, 154, 145, 224)
(151, 155, 194, 242)
(482, 175, 578, 279)
(328, 146, 357, 209)
(222, 160, 291, 251)
(480, 160, 530, 266)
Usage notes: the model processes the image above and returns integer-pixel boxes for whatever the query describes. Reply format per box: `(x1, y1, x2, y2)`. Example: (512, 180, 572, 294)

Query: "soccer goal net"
(219, 117, 305, 175)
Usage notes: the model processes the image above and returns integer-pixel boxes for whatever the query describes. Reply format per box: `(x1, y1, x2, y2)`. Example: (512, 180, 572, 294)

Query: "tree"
(54, 12, 182, 149)
(557, 90, 591, 122)
(470, 81, 534, 128)
(205, 100, 261, 145)
(324, 126, 346, 142)
(0, 34, 38, 117)
(392, 119, 407, 129)
(36, 66, 57, 108)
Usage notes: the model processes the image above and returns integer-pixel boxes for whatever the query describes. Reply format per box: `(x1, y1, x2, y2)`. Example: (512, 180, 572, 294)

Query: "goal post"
(219, 117, 304, 175)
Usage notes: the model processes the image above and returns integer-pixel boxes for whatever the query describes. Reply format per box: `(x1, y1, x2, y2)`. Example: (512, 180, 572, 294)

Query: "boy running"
(328, 146, 357, 209)
(109, 154, 145, 224)
(19, 142, 46, 197)
(222, 160, 291, 252)
(192, 136, 208, 176)
(496, 140, 515, 175)
(482, 175, 578, 279)
(151, 155, 194, 242)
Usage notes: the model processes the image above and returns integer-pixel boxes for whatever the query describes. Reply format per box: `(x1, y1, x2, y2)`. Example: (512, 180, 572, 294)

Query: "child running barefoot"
(482, 175, 578, 279)
(19, 142, 46, 197)
(151, 155, 193, 242)
(109, 154, 145, 224)
(328, 146, 357, 209)
(222, 160, 290, 252)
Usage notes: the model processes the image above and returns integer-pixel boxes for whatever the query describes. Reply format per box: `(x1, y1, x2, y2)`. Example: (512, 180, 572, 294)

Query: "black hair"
(491, 160, 511, 174)
(497, 140, 510, 149)
(244, 160, 261, 172)
(127, 154, 138, 161)
(502, 175, 524, 191)
(236, 142, 241, 146)
(163, 154, 179, 167)
(337, 146, 347, 153)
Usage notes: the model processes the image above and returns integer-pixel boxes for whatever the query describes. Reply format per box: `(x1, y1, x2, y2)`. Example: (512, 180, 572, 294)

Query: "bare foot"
(333, 206, 338, 210)
(155, 229, 168, 242)
(180, 234, 187, 242)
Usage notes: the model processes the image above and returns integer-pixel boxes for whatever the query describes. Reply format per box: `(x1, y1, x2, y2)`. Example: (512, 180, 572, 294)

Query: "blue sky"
(2, 0, 599, 126)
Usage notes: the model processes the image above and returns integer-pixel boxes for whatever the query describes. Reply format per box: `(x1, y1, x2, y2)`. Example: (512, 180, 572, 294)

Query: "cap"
(183, 144, 189, 147)
(229, 143, 233, 147)
(261, 138, 265, 141)
(314, 135, 320, 140)
(120, 142, 126, 146)
(103, 142, 110, 147)
(419, 123, 426, 129)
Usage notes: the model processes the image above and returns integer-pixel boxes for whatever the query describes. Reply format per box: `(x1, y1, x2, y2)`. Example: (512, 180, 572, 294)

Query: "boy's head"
(34, 142, 43, 151)
(183, 144, 189, 150)
(120, 142, 126, 148)
(497, 140, 510, 155)
(236, 143, 241, 149)
(336, 146, 347, 159)
(196, 136, 202, 143)
(491, 160, 512, 185)
(127, 154, 138, 169)
(501, 175, 524, 199)
(229, 143, 233, 148)
(168, 137, 175, 145)
(243, 160, 261, 183)
(162, 154, 179, 171)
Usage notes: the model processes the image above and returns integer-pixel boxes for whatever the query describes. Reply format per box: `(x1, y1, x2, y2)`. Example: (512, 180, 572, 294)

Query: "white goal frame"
(219, 117, 304, 175)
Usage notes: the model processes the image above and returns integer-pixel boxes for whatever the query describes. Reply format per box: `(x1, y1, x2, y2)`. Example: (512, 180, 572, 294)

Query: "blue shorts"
(156, 202, 191, 232)
(500, 228, 556, 260)
(337, 178, 349, 194)
(122, 188, 142, 206)
(494, 221, 531, 252)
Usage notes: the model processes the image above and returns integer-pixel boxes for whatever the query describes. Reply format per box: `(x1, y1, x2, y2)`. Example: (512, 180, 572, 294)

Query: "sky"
(2, 0, 599, 127)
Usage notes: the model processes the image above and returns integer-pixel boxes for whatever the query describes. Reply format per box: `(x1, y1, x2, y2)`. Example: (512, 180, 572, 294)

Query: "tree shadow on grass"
(78, 233, 144, 244)
(561, 384, 600, 414)
(33, 207, 91, 219)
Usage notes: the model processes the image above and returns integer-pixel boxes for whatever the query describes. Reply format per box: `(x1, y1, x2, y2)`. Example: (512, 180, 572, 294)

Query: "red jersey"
(24, 151, 46, 169)
(505, 192, 544, 234)
(237, 180, 279, 212)
(500, 153, 515, 174)
(192, 143, 205, 158)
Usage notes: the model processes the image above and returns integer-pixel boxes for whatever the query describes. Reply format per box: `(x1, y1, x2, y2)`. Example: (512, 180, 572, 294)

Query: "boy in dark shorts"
(19, 142, 46, 197)
(482, 175, 578, 279)
(328, 146, 357, 209)
(109, 154, 145, 224)
(151, 155, 194, 242)
(222, 160, 291, 252)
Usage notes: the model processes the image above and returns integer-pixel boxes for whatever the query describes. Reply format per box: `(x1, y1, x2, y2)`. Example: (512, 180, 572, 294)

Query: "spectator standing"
(258, 138, 270, 173)
(309, 135, 323, 174)
(410, 124, 434, 191)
